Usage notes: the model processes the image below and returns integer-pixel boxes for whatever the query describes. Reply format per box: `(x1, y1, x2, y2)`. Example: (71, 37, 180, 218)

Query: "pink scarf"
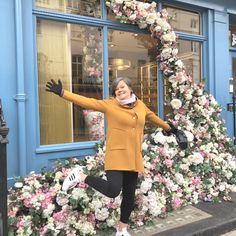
(116, 93, 136, 105)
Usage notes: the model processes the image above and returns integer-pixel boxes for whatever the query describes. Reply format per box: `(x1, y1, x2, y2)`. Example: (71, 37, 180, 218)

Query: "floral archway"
(8, 1, 236, 235)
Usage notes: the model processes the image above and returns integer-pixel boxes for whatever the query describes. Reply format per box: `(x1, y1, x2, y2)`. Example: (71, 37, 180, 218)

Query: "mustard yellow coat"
(63, 90, 170, 172)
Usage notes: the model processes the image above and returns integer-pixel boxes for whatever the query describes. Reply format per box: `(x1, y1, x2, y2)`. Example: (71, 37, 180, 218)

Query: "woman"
(46, 77, 176, 236)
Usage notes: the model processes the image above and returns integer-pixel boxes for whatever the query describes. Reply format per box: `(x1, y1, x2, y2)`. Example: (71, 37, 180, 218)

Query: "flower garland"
(8, 1, 236, 235)
(82, 27, 103, 84)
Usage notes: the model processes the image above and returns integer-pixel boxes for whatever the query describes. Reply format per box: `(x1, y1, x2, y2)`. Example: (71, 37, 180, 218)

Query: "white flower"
(14, 182, 23, 188)
(161, 47, 172, 59)
(107, 217, 116, 227)
(175, 59, 184, 68)
(142, 142, 149, 151)
(188, 152, 204, 165)
(172, 48, 178, 56)
(42, 204, 55, 218)
(219, 183, 226, 192)
(170, 98, 182, 109)
(146, 12, 157, 24)
(185, 93, 193, 100)
(140, 178, 152, 193)
(184, 131, 194, 142)
(154, 25, 162, 32)
(153, 131, 166, 144)
(114, 0, 124, 4)
(168, 74, 176, 83)
(162, 32, 175, 42)
(129, 13, 136, 21)
(175, 173, 185, 185)
(166, 135, 176, 144)
(95, 208, 109, 221)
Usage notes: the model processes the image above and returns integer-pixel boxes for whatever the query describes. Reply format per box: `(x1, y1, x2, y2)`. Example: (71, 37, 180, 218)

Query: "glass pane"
(178, 39, 202, 83)
(37, 19, 103, 145)
(229, 15, 236, 48)
(164, 6, 201, 35)
(108, 30, 158, 133)
(35, 0, 101, 18)
(232, 58, 236, 96)
(164, 39, 202, 118)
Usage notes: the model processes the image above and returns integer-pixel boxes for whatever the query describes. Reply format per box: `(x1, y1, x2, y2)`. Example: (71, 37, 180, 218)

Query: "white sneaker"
(115, 228, 131, 236)
(62, 166, 83, 192)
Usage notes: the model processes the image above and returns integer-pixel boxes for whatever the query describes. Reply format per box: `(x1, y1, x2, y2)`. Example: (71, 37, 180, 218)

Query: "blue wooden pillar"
(14, 0, 27, 176)
(212, 11, 232, 135)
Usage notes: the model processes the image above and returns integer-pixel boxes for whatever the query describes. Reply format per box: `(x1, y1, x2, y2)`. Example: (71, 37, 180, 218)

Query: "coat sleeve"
(145, 105, 170, 130)
(62, 90, 108, 113)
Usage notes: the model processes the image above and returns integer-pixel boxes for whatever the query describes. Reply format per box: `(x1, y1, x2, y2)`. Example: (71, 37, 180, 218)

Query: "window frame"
(32, 0, 208, 151)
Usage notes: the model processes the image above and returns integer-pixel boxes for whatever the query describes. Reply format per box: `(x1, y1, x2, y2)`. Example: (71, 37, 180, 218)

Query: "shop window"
(229, 15, 236, 48)
(108, 30, 158, 133)
(37, 19, 103, 145)
(164, 39, 202, 117)
(35, 0, 101, 18)
(163, 6, 201, 35)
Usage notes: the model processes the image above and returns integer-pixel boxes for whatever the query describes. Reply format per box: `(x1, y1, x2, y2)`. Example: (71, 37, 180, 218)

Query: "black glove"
(46, 79, 63, 96)
(162, 122, 178, 136)
(163, 122, 188, 150)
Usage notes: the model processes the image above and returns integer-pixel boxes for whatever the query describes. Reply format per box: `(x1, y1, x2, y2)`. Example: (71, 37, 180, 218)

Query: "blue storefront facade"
(1, 0, 236, 185)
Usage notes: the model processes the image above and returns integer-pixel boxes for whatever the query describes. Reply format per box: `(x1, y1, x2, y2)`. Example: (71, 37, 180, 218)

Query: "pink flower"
(192, 177, 201, 186)
(161, 207, 167, 213)
(16, 218, 26, 228)
(165, 159, 173, 168)
(161, 8, 168, 19)
(39, 226, 48, 236)
(53, 211, 66, 222)
(160, 62, 167, 70)
(137, 220, 144, 226)
(24, 198, 33, 208)
(172, 195, 183, 209)
(79, 181, 88, 188)
(159, 147, 168, 156)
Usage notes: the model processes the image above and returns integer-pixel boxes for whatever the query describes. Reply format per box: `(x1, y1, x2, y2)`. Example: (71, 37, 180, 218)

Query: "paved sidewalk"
(130, 193, 236, 236)
(152, 192, 236, 236)
(221, 230, 236, 236)
(155, 192, 236, 236)
(98, 193, 236, 236)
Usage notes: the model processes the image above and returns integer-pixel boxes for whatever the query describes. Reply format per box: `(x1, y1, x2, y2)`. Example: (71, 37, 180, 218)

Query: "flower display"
(83, 110, 105, 141)
(8, 1, 236, 235)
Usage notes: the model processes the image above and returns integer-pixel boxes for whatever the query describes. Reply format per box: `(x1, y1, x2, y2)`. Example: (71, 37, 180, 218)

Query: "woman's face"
(115, 80, 132, 100)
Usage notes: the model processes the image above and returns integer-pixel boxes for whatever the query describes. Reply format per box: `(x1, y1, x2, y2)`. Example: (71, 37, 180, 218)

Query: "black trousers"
(85, 170, 138, 224)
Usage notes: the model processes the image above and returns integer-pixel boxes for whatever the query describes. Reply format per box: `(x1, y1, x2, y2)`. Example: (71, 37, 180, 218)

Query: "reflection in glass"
(232, 58, 236, 96)
(108, 30, 158, 133)
(229, 15, 236, 48)
(164, 39, 202, 118)
(164, 6, 201, 35)
(35, 0, 101, 18)
(37, 19, 103, 145)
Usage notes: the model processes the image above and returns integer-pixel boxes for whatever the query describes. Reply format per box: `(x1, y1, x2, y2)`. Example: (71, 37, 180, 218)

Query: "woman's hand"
(163, 122, 188, 150)
(46, 79, 63, 96)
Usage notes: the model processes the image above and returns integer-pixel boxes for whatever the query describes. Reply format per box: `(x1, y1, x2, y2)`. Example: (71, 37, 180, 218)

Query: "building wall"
(1, 0, 236, 185)
(0, 0, 19, 183)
